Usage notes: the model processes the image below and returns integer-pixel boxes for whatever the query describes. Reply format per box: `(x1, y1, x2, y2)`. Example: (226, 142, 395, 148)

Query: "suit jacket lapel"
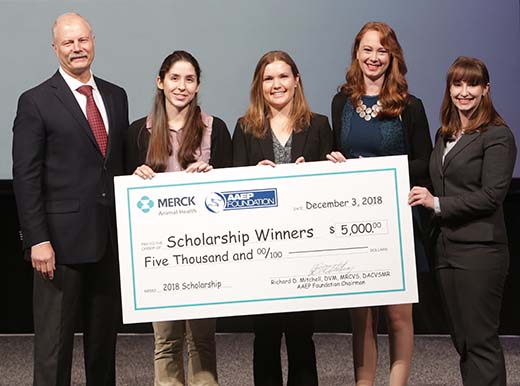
(259, 129, 275, 161)
(50, 71, 103, 156)
(432, 136, 444, 176)
(443, 132, 479, 171)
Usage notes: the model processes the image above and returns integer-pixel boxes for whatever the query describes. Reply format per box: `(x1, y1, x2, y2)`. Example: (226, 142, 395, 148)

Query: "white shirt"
(59, 67, 110, 133)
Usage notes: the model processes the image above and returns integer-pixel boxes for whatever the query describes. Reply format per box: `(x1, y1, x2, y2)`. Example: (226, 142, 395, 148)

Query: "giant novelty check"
(114, 155, 417, 324)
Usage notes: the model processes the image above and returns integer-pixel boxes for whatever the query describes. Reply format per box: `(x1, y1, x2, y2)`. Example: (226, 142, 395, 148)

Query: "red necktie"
(76, 85, 108, 156)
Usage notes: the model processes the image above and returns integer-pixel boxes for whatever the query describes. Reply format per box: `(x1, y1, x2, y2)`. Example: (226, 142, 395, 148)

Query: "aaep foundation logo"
(205, 188, 278, 213)
(205, 192, 226, 213)
(136, 196, 155, 213)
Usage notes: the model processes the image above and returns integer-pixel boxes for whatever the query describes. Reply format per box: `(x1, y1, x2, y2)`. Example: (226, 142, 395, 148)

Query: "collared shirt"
(433, 133, 465, 214)
(59, 67, 110, 133)
(442, 134, 463, 163)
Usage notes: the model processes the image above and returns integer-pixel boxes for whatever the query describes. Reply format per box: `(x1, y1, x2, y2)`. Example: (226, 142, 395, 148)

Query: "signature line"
(289, 246, 368, 254)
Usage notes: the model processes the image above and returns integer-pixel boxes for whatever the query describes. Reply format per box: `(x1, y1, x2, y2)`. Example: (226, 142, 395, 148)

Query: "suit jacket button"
(101, 192, 106, 198)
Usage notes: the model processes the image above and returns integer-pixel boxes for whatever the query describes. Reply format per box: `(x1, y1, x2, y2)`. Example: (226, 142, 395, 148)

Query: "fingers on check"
(258, 160, 276, 167)
(198, 162, 212, 172)
(134, 165, 155, 179)
(326, 151, 347, 163)
(195, 164, 207, 172)
(408, 187, 428, 205)
(200, 162, 211, 172)
(326, 154, 337, 163)
(186, 162, 213, 173)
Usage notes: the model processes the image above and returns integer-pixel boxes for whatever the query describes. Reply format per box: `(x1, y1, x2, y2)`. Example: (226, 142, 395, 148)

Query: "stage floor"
(1, 334, 519, 385)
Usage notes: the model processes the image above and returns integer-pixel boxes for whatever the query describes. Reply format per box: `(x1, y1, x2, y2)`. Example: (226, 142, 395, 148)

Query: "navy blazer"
(232, 113, 332, 166)
(12, 71, 129, 264)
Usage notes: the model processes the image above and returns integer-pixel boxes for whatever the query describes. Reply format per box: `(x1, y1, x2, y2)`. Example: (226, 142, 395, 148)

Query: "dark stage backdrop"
(0, 0, 519, 179)
(3, 180, 520, 334)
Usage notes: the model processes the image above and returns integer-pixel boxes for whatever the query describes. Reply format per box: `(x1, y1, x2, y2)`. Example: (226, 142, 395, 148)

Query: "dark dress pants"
(32, 245, 121, 386)
(435, 236, 508, 386)
(253, 311, 318, 386)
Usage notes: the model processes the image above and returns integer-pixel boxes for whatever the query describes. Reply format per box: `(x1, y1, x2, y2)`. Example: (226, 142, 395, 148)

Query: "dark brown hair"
(440, 56, 507, 137)
(341, 21, 408, 118)
(146, 50, 206, 171)
(240, 50, 311, 138)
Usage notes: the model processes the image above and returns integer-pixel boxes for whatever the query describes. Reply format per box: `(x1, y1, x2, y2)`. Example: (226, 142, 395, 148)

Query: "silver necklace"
(356, 99, 382, 121)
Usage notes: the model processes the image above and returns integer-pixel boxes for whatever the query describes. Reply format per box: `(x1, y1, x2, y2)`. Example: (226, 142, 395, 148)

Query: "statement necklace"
(356, 99, 382, 121)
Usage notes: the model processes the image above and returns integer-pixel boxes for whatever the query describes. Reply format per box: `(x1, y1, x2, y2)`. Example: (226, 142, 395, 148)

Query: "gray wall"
(1, 0, 519, 178)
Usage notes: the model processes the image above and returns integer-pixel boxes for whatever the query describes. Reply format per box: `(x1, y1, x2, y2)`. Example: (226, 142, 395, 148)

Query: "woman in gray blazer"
(409, 56, 517, 386)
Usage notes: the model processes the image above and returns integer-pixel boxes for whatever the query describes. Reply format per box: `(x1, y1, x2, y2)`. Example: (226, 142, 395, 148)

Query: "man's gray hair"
(51, 12, 92, 42)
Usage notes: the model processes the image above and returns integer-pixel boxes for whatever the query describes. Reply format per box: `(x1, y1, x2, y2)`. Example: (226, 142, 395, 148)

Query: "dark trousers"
(253, 311, 318, 386)
(32, 245, 121, 386)
(435, 237, 508, 386)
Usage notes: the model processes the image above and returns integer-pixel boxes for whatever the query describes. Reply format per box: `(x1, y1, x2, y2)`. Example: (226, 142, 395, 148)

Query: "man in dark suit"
(12, 12, 128, 386)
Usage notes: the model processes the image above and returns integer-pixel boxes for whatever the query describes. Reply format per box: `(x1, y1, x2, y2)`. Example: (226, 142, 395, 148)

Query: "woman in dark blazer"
(328, 22, 432, 386)
(409, 56, 517, 386)
(126, 50, 232, 386)
(233, 50, 332, 386)
(233, 112, 332, 166)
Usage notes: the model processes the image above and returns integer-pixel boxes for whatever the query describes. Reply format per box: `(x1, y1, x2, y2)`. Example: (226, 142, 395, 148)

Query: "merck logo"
(137, 196, 154, 213)
(136, 194, 196, 214)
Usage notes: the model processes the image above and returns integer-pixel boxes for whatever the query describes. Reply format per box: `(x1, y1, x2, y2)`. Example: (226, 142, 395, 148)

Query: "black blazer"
(232, 113, 332, 166)
(12, 71, 129, 264)
(126, 115, 232, 173)
(430, 125, 516, 245)
(331, 92, 432, 187)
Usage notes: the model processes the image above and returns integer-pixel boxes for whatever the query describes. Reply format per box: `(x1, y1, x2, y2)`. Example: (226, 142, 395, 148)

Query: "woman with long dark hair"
(127, 50, 232, 386)
(409, 56, 516, 386)
(233, 50, 332, 386)
(328, 22, 432, 385)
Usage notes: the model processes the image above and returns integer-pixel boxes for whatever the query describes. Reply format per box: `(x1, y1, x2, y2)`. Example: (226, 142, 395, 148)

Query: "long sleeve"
(439, 126, 516, 221)
(232, 120, 251, 167)
(331, 92, 347, 151)
(125, 117, 148, 174)
(403, 97, 433, 187)
(316, 114, 333, 160)
(12, 91, 49, 248)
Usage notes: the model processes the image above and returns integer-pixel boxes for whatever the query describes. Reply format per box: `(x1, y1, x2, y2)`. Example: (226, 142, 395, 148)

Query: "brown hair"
(440, 56, 507, 137)
(341, 21, 408, 118)
(240, 50, 312, 138)
(146, 50, 206, 171)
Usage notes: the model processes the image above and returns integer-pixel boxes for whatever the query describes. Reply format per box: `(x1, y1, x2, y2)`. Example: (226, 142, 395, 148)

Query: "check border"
(125, 167, 405, 311)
